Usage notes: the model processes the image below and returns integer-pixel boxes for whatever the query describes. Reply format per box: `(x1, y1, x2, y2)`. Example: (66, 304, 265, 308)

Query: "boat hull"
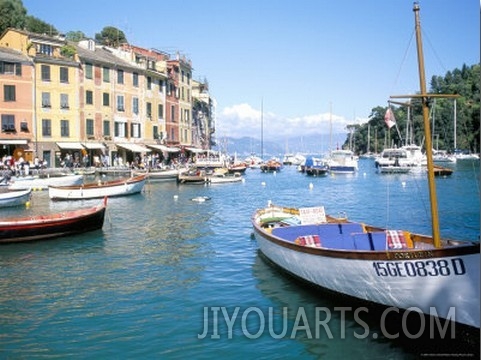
(0, 188, 32, 207)
(377, 165, 412, 174)
(143, 169, 179, 181)
(209, 174, 244, 184)
(49, 175, 146, 200)
(328, 166, 357, 174)
(252, 207, 480, 329)
(0, 200, 106, 243)
(8, 174, 84, 190)
(305, 167, 329, 176)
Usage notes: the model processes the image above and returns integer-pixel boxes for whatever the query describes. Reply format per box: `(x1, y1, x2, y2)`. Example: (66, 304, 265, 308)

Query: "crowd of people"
(1, 154, 48, 177)
(0, 149, 212, 177)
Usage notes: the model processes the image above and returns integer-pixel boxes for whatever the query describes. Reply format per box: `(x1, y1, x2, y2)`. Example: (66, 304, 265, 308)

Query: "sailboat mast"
(367, 123, 370, 154)
(329, 102, 332, 151)
(413, 2, 441, 247)
(261, 98, 264, 161)
(453, 98, 457, 150)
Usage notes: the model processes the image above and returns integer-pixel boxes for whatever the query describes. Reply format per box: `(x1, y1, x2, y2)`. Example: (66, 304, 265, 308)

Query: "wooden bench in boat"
(271, 224, 413, 250)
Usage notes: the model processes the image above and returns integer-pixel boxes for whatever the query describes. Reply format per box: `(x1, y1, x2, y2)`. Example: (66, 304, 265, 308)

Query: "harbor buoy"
(309, 182, 314, 189)
(261, 181, 266, 186)
(173, 195, 178, 200)
(191, 196, 211, 202)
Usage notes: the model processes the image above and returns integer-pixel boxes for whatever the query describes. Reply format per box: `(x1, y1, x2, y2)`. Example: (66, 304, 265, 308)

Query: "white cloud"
(215, 103, 358, 140)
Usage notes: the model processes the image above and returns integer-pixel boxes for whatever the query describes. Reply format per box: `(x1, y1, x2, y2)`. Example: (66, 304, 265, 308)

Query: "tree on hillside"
(95, 26, 127, 47)
(345, 64, 480, 154)
(24, 15, 57, 35)
(66, 30, 86, 42)
(0, 0, 27, 34)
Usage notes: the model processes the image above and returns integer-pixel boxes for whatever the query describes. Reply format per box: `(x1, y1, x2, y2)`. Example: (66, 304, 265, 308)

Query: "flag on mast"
(384, 108, 396, 129)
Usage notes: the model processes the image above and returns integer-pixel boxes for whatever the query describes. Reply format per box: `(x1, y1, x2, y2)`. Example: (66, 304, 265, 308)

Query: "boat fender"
(403, 230, 414, 248)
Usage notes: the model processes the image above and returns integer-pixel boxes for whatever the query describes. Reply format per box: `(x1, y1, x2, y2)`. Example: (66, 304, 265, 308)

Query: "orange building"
(0, 46, 34, 163)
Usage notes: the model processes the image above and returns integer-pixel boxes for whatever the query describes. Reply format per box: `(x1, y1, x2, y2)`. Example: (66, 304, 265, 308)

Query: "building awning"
(83, 142, 105, 150)
(116, 143, 151, 153)
(147, 144, 180, 153)
(0, 139, 28, 145)
(57, 142, 84, 150)
(185, 147, 205, 153)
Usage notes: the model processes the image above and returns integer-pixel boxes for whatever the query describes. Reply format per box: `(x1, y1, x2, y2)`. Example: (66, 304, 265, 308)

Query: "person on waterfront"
(83, 153, 89, 167)
(93, 155, 98, 167)
(15, 155, 25, 176)
(34, 156, 40, 170)
(63, 153, 73, 168)
(102, 154, 109, 167)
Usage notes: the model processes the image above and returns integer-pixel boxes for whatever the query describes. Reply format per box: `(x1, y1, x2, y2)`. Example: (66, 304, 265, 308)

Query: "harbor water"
(0, 159, 479, 359)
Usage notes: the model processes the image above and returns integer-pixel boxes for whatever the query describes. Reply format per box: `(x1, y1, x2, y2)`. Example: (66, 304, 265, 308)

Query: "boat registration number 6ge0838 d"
(373, 258, 466, 277)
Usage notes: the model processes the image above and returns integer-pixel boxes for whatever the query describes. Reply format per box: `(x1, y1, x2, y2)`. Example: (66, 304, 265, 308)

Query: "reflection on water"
(253, 251, 479, 358)
(0, 160, 478, 358)
(252, 253, 410, 359)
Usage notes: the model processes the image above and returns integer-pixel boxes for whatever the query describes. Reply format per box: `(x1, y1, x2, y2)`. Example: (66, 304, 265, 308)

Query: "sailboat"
(251, 2, 479, 331)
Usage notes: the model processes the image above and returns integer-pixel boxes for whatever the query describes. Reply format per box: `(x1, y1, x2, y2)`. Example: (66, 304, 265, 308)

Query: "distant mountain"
(213, 133, 349, 158)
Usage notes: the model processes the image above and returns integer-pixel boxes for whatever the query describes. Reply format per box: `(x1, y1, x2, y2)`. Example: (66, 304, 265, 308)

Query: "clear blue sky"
(23, 0, 479, 142)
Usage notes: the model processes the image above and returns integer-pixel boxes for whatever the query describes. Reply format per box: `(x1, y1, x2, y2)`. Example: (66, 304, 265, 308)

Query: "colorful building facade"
(0, 28, 214, 168)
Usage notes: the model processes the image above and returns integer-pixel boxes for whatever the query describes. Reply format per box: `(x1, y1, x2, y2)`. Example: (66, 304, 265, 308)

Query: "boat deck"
(270, 222, 415, 251)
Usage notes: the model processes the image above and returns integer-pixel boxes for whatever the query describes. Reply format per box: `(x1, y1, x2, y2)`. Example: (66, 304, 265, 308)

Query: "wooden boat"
(252, 203, 479, 329)
(0, 197, 107, 244)
(260, 159, 283, 173)
(0, 188, 32, 208)
(209, 171, 244, 184)
(433, 165, 454, 177)
(48, 174, 146, 200)
(133, 168, 181, 181)
(227, 163, 248, 174)
(177, 168, 210, 184)
(7, 173, 84, 190)
(251, 3, 480, 331)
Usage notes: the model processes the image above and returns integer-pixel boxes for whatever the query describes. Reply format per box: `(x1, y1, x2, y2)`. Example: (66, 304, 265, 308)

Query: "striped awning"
(57, 142, 84, 150)
(83, 142, 105, 150)
(185, 147, 205, 153)
(147, 144, 180, 153)
(116, 143, 151, 153)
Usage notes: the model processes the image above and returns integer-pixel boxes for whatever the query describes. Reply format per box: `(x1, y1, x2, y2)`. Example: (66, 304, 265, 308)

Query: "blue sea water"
(0, 159, 479, 359)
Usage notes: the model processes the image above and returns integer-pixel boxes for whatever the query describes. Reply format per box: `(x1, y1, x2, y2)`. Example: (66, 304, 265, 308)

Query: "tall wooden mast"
(391, 2, 458, 247)
(413, 2, 441, 247)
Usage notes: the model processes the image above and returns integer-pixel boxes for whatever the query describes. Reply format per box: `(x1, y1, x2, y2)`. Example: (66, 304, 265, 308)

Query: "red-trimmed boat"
(0, 197, 107, 244)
